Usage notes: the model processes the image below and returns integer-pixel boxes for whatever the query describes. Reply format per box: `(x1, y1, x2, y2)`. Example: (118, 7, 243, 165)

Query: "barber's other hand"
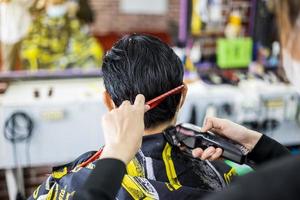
(101, 94, 150, 165)
(192, 117, 262, 161)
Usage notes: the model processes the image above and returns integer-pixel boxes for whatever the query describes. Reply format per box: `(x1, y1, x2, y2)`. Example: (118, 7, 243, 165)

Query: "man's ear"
(102, 91, 115, 111)
(179, 83, 188, 109)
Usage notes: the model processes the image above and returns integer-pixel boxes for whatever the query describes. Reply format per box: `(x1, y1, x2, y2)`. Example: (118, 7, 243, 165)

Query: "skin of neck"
(144, 116, 177, 135)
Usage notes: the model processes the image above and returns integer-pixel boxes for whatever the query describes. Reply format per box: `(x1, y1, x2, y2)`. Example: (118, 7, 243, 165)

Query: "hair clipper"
(163, 123, 249, 164)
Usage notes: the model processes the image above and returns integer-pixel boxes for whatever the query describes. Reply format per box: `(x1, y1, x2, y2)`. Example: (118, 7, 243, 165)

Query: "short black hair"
(102, 34, 184, 129)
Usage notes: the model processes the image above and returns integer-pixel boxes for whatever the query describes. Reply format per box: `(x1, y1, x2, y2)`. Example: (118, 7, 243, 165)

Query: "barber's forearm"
(248, 134, 290, 165)
(74, 158, 126, 200)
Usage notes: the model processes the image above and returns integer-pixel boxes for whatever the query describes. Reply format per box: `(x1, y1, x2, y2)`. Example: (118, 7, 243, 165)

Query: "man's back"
(29, 134, 244, 199)
(118, 134, 238, 199)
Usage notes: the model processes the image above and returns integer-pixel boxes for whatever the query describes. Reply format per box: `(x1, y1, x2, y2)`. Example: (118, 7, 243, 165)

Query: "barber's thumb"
(144, 105, 150, 112)
(201, 117, 212, 132)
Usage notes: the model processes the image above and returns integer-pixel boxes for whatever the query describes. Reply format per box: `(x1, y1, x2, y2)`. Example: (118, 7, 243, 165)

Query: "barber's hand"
(101, 94, 150, 165)
(192, 117, 262, 161)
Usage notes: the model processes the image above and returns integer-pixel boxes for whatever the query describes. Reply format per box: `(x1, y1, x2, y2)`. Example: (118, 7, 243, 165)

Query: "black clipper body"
(163, 123, 249, 164)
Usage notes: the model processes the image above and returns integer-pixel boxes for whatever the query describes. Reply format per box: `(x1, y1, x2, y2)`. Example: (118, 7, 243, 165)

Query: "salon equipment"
(0, 78, 106, 169)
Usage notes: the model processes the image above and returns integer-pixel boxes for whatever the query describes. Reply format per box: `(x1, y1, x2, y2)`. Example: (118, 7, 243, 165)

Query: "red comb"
(146, 84, 185, 111)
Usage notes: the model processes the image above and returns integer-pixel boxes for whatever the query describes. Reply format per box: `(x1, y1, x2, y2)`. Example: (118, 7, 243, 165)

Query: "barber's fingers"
(134, 94, 145, 105)
(192, 148, 204, 158)
(202, 117, 224, 132)
(208, 148, 223, 161)
(192, 147, 223, 161)
(119, 95, 145, 107)
(200, 146, 216, 160)
(120, 100, 131, 107)
(134, 94, 150, 112)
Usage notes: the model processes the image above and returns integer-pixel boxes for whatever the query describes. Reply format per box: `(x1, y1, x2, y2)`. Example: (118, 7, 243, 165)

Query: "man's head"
(102, 34, 186, 129)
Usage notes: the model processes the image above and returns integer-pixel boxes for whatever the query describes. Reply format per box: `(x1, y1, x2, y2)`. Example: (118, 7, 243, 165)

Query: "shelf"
(0, 68, 102, 81)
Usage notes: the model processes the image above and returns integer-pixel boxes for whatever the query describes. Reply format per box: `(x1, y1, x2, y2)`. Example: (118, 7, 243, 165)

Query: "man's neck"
(144, 120, 175, 135)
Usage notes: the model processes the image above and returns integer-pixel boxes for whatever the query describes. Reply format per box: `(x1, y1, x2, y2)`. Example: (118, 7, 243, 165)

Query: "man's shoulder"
(54, 151, 97, 169)
(51, 151, 97, 179)
(28, 151, 98, 200)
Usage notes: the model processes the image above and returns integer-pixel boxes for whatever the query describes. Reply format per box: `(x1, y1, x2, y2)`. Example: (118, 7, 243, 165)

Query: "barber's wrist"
(100, 144, 133, 165)
(244, 129, 263, 152)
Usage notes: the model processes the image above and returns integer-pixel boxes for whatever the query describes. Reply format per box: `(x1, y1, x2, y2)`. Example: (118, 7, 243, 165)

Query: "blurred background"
(0, 0, 299, 199)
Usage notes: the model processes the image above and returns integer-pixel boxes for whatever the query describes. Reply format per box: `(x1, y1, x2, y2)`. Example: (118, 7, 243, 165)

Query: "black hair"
(102, 34, 184, 129)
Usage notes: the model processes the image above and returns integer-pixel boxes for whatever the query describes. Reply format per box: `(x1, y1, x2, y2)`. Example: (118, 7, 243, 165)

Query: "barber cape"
(29, 134, 251, 200)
